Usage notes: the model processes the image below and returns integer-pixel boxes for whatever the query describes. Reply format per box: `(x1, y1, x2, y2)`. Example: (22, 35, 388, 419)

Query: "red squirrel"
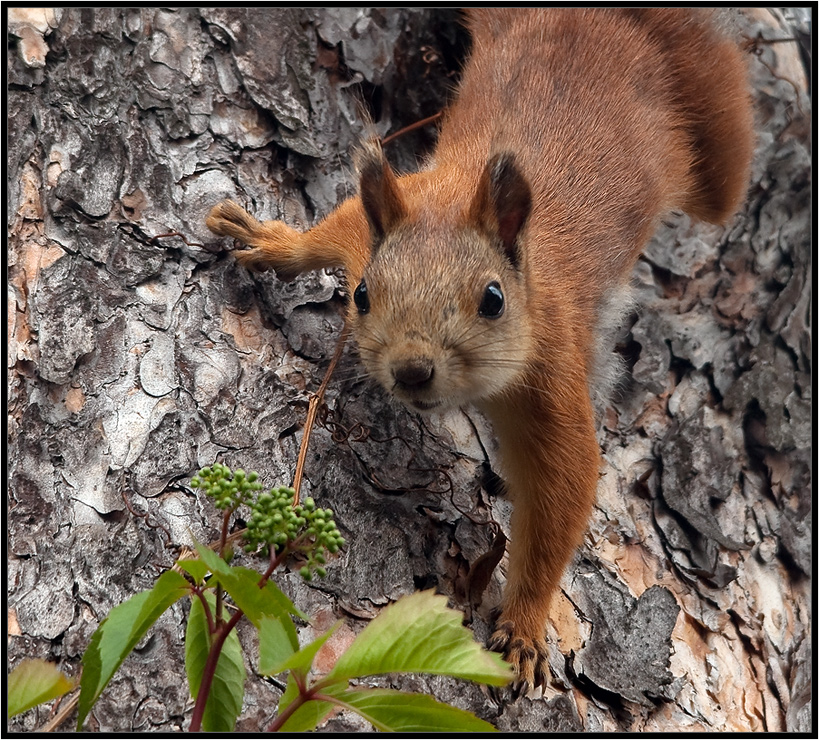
(206, 8, 754, 688)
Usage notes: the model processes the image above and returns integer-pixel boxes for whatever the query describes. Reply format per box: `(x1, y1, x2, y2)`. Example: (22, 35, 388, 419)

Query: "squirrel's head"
(349, 142, 535, 412)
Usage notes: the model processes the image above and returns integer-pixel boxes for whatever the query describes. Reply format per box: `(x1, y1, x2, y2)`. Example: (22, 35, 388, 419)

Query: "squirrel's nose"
(392, 357, 435, 389)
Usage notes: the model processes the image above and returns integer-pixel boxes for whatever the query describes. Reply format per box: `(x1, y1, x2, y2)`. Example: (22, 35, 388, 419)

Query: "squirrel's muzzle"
(391, 357, 435, 390)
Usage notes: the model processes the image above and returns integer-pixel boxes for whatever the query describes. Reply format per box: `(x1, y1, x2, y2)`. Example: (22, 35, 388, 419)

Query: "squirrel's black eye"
(353, 280, 370, 314)
(479, 281, 504, 318)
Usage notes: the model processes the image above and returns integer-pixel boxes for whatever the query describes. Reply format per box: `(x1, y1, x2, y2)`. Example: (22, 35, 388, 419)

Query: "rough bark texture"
(7, 7, 811, 733)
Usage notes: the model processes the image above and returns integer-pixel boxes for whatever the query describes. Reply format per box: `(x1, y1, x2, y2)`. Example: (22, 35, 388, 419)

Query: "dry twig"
(291, 321, 352, 503)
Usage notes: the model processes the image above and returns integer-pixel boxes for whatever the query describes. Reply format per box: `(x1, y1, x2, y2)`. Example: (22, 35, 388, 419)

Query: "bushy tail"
(626, 8, 756, 224)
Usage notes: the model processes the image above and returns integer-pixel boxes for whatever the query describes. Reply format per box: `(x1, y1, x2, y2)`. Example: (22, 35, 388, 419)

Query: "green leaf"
(276, 671, 300, 716)
(176, 557, 209, 585)
(185, 592, 246, 733)
(184, 593, 213, 700)
(326, 687, 498, 732)
(271, 622, 339, 679)
(328, 590, 512, 686)
(77, 570, 191, 729)
(276, 674, 336, 733)
(258, 615, 296, 676)
(8, 659, 75, 718)
(193, 541, 303, 647)
(264, 627, 347, 731)
(232, 566, 307, 634)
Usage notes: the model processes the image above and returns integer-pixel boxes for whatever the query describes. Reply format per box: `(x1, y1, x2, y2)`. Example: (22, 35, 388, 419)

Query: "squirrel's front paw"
(488, 618, 550, 694)
(206, 199, 263, 244)
(205, 199, 302, 279)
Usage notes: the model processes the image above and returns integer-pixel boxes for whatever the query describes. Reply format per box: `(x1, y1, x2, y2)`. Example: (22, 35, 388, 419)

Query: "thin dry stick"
(291, 321, 352, 504)
(381, 111, 443, 146)
(150, 230, 205, 248)
(36, 692, 80, 733)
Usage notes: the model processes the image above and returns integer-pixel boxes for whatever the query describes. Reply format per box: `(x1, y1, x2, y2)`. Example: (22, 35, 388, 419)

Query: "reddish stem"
(215, 510, 232, 624)
(259, 546, 287, 588)
(189, 608, 245, 732)
(266, 677, 341, 733)
(266, 692, 305, 732)
(190, 541, 293, 730)
(266, 673, 310, 733)
(191, 586, 215, 636)
(190, 507, 313, 730)
(292, 322, 351, 504)
(219, 509, 231, 554)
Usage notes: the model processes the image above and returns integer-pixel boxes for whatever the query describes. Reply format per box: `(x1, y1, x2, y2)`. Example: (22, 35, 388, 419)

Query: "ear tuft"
(490, 153, 532, 267)
(471, 153, 532, 268)
(355, 139, 406, 244)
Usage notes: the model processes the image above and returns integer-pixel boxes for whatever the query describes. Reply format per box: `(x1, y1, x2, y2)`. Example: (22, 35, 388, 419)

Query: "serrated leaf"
(231, 566, 307, 632)
(77, 570, 190, 729)
(193, 541, 303, 649)
(328, 590, 512, 686)
(277, 670, 300, 716)
(192, 540, 233, 581)
(272, 622, 339, 679)
(326, 687, 497, 732)
(184, 593, 214, 700)
(185, 593, 246, 733)
(258, 615, 296, 676)
(275, 673, 336, 733)
(8, 659, 75, 718)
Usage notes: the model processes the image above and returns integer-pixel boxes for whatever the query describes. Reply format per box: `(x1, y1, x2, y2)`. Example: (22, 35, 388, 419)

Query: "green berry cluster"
(243, 486, 305, 556)
(293, 496, 346, 581)
(190, 464, 262, 510)
(245, 490, 345, 581)
(190, 465, 345, 582)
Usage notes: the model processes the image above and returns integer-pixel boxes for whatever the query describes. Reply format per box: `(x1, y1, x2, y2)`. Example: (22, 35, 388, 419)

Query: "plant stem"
(191, 525, 291, 729)
(219, 508, 231, 556)
(215, 509, 231, 625)
(259, 546, 287, 588)
(189, 608, 245, 732)
(266, 693, 305, 732)
(266, 672, 342, 733)
(191, 586, 215, 636)
(265, 676, 312, 733)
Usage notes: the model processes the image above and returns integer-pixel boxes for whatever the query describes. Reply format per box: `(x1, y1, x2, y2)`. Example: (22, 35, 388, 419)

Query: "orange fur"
(206, 8, 754, 688)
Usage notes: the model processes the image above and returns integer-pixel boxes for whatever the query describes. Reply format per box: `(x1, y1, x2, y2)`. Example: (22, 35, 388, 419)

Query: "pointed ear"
(470, 153, 532, 268)
(356, 140, 406, 245)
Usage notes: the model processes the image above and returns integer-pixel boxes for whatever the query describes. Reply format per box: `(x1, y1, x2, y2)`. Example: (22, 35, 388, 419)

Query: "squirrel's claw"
(488, 618, 551, 697)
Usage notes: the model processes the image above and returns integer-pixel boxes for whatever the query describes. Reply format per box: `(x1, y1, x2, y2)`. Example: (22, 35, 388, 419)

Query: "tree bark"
(7, 7, 811, 733)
